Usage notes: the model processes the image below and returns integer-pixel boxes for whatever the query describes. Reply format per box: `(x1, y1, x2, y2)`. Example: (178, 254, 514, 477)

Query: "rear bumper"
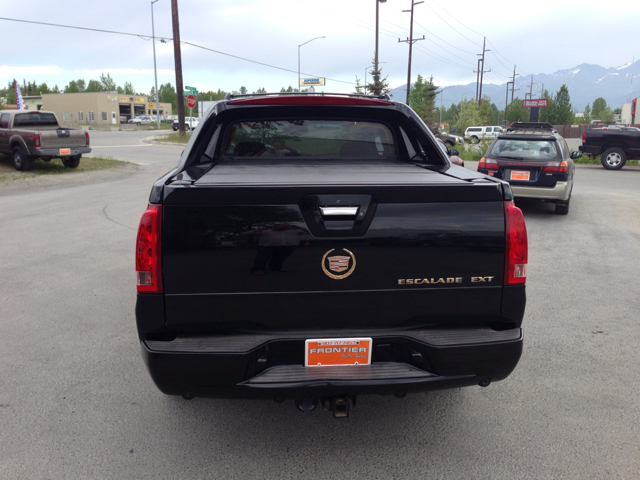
(141, 327, 523, 399)
(511, 181, 571, 201)
(35, 146, 91, 157)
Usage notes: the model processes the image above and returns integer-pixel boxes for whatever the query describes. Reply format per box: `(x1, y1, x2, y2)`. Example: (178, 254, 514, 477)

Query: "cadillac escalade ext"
(135, 94, 528, 417)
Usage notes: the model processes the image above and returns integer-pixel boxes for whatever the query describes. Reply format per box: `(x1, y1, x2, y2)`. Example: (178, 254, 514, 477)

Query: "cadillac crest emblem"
(322, 249, 356, 279)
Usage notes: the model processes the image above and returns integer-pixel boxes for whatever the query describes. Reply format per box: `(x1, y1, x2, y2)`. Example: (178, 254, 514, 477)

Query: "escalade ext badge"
(322, 249, 356, 279)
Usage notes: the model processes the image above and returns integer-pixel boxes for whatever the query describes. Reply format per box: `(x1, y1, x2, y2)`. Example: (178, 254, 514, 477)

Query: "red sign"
(522, 99, 548, 108)
(186, 94, 196, 109)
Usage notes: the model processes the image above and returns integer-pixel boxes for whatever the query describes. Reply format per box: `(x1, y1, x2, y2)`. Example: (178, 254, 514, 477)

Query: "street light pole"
(151, 0, 161, 128)
(375, 0, 387, 72)
(298, 36, 325, 92)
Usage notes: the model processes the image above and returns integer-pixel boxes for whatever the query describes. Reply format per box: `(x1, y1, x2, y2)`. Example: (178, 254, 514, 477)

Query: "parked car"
(0, 110, 91, 171)
(172, 117, 199, 131)
(477, 122, 582, 215)
(464, 126, 504, 143)
(129, 115, 154, 125)
(438, 129, 464, 146)
(436, 138, 464, 167)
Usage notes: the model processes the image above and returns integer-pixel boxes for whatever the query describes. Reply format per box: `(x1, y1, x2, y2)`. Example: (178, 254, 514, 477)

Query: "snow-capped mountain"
(390, 60, 640, 112)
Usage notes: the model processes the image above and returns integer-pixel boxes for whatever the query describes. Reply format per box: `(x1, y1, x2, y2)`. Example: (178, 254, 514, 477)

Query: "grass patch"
(456, 139, 492, 161)
(0, 155, 129, 183)
(156, 132, 192, 144)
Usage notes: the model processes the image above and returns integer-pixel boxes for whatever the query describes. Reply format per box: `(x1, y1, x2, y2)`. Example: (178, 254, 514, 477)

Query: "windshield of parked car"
(224, 120, 396, 158)
(488, 139, 561, 160)
(13, 112, 58, 127)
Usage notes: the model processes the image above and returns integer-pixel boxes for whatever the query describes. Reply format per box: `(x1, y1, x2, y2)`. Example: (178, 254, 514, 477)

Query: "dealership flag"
(14, 81, 26, 110)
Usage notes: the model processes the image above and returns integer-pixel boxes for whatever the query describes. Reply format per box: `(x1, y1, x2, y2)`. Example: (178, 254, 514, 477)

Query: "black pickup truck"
(135, 94, 528, 417)
(579, 127, 640, 170)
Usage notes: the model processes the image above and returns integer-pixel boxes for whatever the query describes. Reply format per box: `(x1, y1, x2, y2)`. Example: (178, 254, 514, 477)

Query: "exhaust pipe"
(295, 397, 318, 413)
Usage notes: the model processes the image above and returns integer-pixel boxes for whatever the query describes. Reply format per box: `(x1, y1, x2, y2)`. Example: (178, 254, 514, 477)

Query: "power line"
(415, 3, 482, 47)
(0, 16, 356, 86)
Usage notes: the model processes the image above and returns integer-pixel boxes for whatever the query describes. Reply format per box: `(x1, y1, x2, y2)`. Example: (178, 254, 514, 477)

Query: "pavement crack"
(102, 205, 136, 231)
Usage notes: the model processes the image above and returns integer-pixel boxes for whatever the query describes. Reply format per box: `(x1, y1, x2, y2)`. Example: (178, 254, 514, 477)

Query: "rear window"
(467, 127, 481, 132)
(488, 139, 561, 160)
(13, 113, 58, 127)
(224, 120, 395, 158)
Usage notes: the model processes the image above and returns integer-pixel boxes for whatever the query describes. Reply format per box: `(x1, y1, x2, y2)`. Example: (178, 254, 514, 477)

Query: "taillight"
(34, 134, 40, 148)
(478, 157, 499, 170)
(85, 132, 90, 146)
(504, 200, 527, 285)
(582, 131, 587, 144)
(543, 160, 568, 173)
(136, 204, 163, 293)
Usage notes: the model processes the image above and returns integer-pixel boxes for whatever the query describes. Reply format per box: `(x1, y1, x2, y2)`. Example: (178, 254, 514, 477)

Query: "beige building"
(41, 92, 172, 127)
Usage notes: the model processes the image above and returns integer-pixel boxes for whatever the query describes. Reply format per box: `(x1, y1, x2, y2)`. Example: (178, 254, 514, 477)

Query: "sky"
(1, 0, 639, 102)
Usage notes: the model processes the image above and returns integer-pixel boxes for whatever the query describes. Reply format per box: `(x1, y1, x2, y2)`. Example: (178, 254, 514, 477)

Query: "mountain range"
(390, 60, 640, 112)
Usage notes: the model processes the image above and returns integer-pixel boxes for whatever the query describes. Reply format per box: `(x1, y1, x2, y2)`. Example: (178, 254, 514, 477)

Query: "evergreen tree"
(539, 89, 556, 123)
(478, 95, 492, 125)
(366, 57, 390, 96)
(408, 75, 440, 132)
(582, 104, 592, 124)
(554, 84, 573, 124)
(85, 80, 103, 92)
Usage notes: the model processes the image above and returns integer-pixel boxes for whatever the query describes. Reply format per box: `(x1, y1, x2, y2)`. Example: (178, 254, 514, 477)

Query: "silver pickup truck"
(0, 110, 91, 171)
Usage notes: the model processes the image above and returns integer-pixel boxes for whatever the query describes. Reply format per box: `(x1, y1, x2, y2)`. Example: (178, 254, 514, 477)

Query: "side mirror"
(570, 151, 583, 159)
(449, 149, 459, 156)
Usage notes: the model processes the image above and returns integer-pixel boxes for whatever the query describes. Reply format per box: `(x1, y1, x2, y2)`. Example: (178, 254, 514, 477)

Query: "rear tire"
(12, 146, 32, 171)
(600, 148, 626, 170)
(470, 136, 479, 144)
(62, 154, 81, 168)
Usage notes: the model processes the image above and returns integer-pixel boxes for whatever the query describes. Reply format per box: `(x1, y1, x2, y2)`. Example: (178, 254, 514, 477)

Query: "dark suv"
(477, 122, 582, 215)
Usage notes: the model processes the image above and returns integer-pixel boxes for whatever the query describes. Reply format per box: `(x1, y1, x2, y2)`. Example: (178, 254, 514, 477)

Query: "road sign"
(186, 94, 196, 109)
(185, 86, 198, 94)
(300, 77, 326, 86)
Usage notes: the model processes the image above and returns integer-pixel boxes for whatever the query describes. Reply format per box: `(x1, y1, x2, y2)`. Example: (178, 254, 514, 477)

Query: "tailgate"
(40, 129, 87, 149)
(161, 175, 507, 332)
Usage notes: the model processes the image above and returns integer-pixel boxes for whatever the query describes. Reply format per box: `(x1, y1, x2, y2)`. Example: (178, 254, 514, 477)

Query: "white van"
(463, 126, 504, 143)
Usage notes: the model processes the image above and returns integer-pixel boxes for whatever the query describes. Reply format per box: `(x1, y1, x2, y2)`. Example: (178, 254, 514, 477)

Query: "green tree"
(554, 84, 573, 124)
(408, 75, 440, 132)
(122, 82, 135, 95)
(478, 95, 492, 125)
(539, 89, 556, 123)
(353, 76, 365, 95)
(591, 97, 607, 118)
(77, 79, 86, 92)
(506, 97, 530, 123)
(581, 104, 592, 124)
(6, 79, 17, 104)
(454, 99, 481, 133)
(85, 80, 103, 92)
(158, 83, 177, 112)
(239, 86, 248, 95)
(254, 87, 267, 94)
(99, 72, 117, 91)
(366, 57, 390, 96)
(65, 80, 80, 93)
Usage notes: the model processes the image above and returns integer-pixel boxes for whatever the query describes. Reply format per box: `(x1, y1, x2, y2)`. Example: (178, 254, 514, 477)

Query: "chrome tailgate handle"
(319, 206, 359, 216)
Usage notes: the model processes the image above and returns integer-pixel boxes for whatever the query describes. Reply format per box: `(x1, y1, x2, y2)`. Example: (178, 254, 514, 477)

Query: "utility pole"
(510, 65, 520, 104)
(474, 37, 490, 105)
(505, 81, 512, 125)
(171, 0, 185, 137)
(475, 59, 481, 102)
(525, 76, 534, 100)
(398, 0, 425, 104)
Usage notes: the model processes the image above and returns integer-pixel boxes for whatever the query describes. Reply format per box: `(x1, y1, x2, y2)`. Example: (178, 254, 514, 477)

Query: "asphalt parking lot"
(1, 130, 639, 479)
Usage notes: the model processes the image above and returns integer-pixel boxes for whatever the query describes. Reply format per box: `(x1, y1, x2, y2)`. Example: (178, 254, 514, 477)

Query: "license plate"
(305, 338, 372, 367)
(510, 170, 530, 181)
(59, 148, 71, 156)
